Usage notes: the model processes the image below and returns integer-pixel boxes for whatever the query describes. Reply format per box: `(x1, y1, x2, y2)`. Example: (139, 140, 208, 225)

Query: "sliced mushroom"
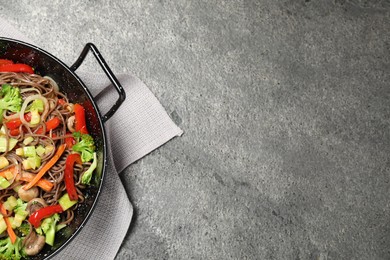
(67, 115, 75, 132)
(18, 185, 39, 202)
(26, 198, 47, 215)
(24, 230, 45, 256)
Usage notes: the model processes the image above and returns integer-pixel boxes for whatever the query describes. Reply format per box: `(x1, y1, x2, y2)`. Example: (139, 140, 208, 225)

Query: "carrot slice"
(0, 166, 54, 192)
(23, 144, 66, 190)
(0, 166, 16, 179)
(0, 203, 17, 244)
(18, 173, 53, 192)
(0, 166, 53, 192)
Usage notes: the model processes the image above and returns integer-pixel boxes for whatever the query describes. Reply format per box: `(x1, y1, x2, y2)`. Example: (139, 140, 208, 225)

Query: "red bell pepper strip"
(64, 153, 82, 201)
(65, 132, 76, 148)
(9, 129, 20, 136)
(57, 99, 66, 106)
(5, 113, 32, 130)
(0, 63, 34, 74)
(74, 104, 88, 134)
(36, 117, 61, 134)
(0, 59, 13, 66)
(28, 204, 64, 228)
(5, 119, 22, 130)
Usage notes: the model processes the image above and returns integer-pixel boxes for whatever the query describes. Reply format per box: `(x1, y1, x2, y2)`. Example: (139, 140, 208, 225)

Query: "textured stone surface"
(1, 1, 389, 259)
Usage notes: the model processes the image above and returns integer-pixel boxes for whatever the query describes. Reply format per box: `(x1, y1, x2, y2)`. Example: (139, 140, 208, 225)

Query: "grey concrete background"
(0, 0, 389, 259)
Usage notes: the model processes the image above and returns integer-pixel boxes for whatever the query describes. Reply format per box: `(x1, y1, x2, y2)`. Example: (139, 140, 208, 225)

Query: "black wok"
(0, 37, 126, 259)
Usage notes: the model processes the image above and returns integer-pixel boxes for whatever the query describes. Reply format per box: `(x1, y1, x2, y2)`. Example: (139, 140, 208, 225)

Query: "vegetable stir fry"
(0, 60, 97, 259)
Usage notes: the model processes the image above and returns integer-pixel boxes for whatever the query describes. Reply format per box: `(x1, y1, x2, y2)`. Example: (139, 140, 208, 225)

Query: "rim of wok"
(0, 37, 107, 259)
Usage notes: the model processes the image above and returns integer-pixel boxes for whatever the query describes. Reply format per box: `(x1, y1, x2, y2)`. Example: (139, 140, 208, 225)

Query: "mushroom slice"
(67, 115, 75, 132)
(26, 198, 47, 215)
(24, 230, 46, 256)
(18, 185, 39, 202)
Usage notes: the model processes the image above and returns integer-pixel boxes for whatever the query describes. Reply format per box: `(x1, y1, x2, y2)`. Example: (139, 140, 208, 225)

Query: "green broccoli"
(72, 132, 95, 163)
(0, 237, 26, 260)
(0, 84, 23, 123)
(17, 222, 30, 237)
(81, 152, 97, 185)
(13, 199, 28, 228)
(13, 199, 27, 214)
(39, 213, 60, 246)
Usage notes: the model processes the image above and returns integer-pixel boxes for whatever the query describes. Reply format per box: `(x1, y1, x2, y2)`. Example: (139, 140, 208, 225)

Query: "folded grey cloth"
(0, 18, 183, 259)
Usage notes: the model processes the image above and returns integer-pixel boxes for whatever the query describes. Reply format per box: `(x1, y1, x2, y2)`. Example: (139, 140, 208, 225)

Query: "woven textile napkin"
(0, 18, 183, 259)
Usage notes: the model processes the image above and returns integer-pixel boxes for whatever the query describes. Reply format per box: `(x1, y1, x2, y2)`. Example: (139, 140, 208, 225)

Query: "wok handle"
(70, 43, 126, 123)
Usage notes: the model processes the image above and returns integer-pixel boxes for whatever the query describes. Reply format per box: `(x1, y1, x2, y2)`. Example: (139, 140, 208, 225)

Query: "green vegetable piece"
(2, 198, 27, 228)
(0, 137, 18, 152)
(40, 213, 60, 246)
(14, 199, 28, 217)
(0, 216, 6, 234)
(23, 146, 36, 157)
(55, 223, 67, 232)
(72, 132, 95, 162)
(10, 213, 28, 229)
(3, 196, 17, 211)
(17, 222, 30, 237)
(26, 156, 41, 170)
(0, 84, 23, 124)
(81, 152, 97, 185)
(35, 226, 43, 236)
(25, 99, 44, 125)
(58, 193, 78, 211)
(22, 160, 31, 170)
(0, 177, 10, 189)
(0, 236, 26, 260)
(27, 99, 44, 113)
(0, 156, 8, 169)
(22, 155, 41, 170)
(12, 185, 22, 193)
(12, 215, 23, 228)
(30, 110, 40, 125)
(45, 145, 54, 154)
(36, 145, 46, 156)
(8, 216, 16, 229)
(23, 136, 34, 146)
(15, 148, 23, 156)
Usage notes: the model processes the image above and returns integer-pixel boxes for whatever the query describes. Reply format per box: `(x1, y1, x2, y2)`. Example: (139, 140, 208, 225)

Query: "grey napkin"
(0, 18, 183, 259)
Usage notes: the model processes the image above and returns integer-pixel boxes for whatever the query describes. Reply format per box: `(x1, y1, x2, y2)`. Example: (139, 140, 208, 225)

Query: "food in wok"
(0, 60, 97, 259)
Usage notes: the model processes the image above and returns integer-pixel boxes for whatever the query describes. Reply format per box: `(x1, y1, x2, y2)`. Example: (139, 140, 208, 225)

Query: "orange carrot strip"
(0, 203, 17, 244)
(23, 144, 66, 190)
(0, 166, 16, 179)
(0, 165, 54, 192)
(19, 174, 53, 192)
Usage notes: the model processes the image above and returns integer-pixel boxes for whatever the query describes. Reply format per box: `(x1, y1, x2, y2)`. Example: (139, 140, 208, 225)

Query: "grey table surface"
(1, 1, 389, 259)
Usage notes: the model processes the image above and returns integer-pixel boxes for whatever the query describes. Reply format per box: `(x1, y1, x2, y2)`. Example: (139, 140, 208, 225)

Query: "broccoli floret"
(0, 237, 26, 260)
(13, 199, 27, 214)
(72, 132, 95, 162)
(17, 222, 30, 237)
(81, 152, 97, 185)
(40, 213, 60, 246)
(0, 84, 23, 123)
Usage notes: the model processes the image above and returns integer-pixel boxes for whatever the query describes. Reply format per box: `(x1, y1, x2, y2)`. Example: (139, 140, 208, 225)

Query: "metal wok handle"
(70, 43, 126, 123)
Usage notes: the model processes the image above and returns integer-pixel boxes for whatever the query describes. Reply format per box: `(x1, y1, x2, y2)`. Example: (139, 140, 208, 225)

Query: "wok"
(0, 37, 126, 259)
